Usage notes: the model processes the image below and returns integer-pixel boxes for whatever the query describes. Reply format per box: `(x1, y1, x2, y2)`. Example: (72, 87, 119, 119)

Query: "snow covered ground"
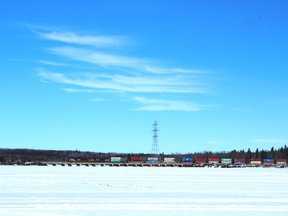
(0, 166, 288, 216)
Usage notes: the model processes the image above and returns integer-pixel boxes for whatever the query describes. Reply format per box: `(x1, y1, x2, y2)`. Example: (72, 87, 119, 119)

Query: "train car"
(68, 158, 76, 162)
(234, 158, 245, 165)
(208, 158, 219, 164)
(195, 158, 206, 164)
(147, 157, 159, 163)
(262, 158, 275, 165)
(164, 157, 175, 163)
(111, 157, 121, 163)
(131, 156, 142, 162)
(276, 159, 287, 165)
(121, 157, 128, 163)
(250, 159, 261, 165)
(181, 157, 193, 163)
(221, 158, 232, 164)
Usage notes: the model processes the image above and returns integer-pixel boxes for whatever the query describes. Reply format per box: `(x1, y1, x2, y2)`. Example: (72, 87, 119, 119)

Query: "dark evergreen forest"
(1, 145, 287, 164)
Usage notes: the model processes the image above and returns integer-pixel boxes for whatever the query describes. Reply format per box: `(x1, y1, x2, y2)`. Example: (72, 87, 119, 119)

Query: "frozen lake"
(0, 166, 288, 216)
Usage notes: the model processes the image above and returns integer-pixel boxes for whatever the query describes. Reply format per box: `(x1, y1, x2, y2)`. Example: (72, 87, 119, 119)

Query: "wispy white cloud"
(48, 46, 150, 72)
(251, 139, 288, 143)
(36, 30, 125, 47)
(62, 88, 96, 93)
(38, 70, 205, 94)
(48, 46, 206, 76)
(132, 97, 208, 111)
(34, 28, 213, 111)
(38, 60, 67, 66)
(144, 66, 205, 74)
(38, 70, 122, 92)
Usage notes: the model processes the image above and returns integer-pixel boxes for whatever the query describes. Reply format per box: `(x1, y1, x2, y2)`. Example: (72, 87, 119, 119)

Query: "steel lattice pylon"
(151, 121, 159, 156)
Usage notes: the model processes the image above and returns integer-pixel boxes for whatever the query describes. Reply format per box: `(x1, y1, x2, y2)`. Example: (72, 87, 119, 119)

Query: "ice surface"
(0, 166, 288, 216)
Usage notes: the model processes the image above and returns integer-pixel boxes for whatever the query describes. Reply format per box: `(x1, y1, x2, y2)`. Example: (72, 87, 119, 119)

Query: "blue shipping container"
(263, 159, 274, 163)
(182, 158, 193, 162)
(148, 159, 158, 163)
(148, 157, 159, 163)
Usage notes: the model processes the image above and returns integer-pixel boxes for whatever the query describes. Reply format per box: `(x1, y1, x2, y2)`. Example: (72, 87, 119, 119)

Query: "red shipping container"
(195, 158, 206, 164)
(276, 159, 287, 164)
(131, 156, 142, 162)
(208, 158, 219, 164)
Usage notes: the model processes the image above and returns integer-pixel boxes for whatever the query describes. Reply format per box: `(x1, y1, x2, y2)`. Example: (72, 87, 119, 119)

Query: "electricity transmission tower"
(151, 121, 159, 156)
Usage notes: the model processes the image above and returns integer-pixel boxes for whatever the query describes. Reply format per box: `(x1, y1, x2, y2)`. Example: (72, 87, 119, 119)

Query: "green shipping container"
(111, 157, 121, 163)
(221, 158, 232, 164)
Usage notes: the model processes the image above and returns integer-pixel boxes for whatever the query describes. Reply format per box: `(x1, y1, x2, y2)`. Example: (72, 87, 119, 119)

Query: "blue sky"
(0, 0, 288, 154)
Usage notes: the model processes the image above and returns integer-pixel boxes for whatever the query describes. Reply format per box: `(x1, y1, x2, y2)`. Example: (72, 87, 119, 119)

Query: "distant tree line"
(0, 148, 106, 164)
(0, 145, 287, 164)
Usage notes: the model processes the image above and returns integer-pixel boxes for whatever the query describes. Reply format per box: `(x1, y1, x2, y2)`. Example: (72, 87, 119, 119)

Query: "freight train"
(68, 156, 287, 166)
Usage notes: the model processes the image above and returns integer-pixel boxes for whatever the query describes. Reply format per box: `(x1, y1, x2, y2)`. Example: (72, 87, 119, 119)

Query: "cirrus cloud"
(132, 97, 209, 111)
(34, 28, 213, 111)
(35, 30, 125, 47)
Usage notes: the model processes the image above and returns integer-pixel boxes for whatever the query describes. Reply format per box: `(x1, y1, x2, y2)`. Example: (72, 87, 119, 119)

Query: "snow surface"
(0, 166, 288, 216)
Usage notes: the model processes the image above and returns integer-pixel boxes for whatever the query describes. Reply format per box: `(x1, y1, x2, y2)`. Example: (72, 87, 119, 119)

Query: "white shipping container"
(164, 158, 175, 163)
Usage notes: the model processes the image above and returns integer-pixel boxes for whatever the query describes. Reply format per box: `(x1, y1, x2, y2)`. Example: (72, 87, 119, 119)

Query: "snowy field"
(0, 166, 288, 216)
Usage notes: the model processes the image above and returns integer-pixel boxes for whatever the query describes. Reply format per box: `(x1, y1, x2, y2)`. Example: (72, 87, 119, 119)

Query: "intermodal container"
(131, 156, 142, 162)
(111, 157, 121, 163)
(250, 159, 261, 164)
(104, 158, 111, 162)
(147, 157, 159, 163)
(164, 158, 175, 163)
(208, 158, 219, 164)
(262, 158, 275, 164)
(195, 158, 206, 164)
(221, 158, 232, 164)
(181, 157, 193, 163)
(234, 158, 245, 164)
(276, 159, 287, 164)
(121, 157, 128, 163)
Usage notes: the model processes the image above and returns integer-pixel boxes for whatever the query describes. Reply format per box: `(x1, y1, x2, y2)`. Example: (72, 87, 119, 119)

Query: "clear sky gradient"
(1, 0, 288, 154)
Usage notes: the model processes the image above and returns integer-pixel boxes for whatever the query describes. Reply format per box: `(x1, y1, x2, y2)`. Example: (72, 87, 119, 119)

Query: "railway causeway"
(8, 162, 286, 168)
